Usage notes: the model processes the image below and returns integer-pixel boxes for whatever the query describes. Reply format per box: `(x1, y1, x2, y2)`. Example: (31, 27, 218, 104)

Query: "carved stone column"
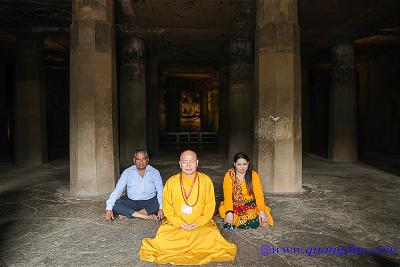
(70, 0, 119, 197)
(301, 62, 311, 152)
(146, 54, 159, 154)
(218, 65, 229, 155)
(119, 35, 146, 168)
(15, 34, 47, 165)
(209, 88, 218, 131)
(0, 64, 8, 153)
(165, 77, 180, 132)
(200, 88, 208, 131)
(254, 0, 302, 193)
(228, 37, 254, 160)
(329, 42, 357, 161)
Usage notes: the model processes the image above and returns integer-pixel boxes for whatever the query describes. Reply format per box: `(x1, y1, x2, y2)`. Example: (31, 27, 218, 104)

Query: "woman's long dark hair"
(233, 152, 253, 196)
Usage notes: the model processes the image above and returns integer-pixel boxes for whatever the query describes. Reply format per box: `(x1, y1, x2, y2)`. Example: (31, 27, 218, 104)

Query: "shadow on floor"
(359, 151, 400, 177)
(0, 189, 21, 264)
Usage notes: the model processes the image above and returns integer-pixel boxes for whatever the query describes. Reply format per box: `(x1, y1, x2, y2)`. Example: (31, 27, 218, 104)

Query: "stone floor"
(0, 152, 399, 266)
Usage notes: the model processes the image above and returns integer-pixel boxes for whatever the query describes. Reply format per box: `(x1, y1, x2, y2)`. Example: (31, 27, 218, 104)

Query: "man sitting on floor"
(104, 148, 164, 221)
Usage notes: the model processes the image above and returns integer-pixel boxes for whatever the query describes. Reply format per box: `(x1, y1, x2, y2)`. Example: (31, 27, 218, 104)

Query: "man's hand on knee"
(104, 210, 114, 221)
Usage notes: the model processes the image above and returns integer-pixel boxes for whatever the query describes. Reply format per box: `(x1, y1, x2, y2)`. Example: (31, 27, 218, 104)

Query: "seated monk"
(219, 152, 273, 229)
(139, 150, 237, 265)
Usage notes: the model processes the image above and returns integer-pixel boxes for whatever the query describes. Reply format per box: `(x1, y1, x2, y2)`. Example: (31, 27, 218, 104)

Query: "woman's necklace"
(180, 171, 200, 207)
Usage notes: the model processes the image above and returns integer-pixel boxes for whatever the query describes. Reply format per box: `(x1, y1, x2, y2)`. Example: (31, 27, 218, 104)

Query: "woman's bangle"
(225, 210, 234, 215)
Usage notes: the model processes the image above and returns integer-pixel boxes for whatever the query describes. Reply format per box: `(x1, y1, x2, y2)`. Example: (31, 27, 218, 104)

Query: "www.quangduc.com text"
(260, 244, 398, 256)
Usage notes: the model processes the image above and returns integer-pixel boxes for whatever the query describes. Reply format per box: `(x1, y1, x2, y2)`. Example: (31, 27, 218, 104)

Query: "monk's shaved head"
(180, 150, 197, 161)
(179, 150, 198, 178)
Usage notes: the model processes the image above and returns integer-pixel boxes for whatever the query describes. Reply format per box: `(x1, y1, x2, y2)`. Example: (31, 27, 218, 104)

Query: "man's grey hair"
(134, 148, 149, 158)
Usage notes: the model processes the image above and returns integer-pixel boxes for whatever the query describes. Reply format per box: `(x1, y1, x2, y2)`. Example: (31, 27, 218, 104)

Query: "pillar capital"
(331, 42, 355, 84)
(257, 0, 298, 24)
(15, 36, 45, 80)
(70, 0, 114, 53)
(256, 0, 299, 53)
(121, 35, 145, 65)
(72, 0, 113, 22)
(230, 37, 253, 64)
(229, 37, 253, 83)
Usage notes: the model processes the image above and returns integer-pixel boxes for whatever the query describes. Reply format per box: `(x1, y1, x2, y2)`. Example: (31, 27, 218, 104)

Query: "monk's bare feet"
(261, 221, 269, 228)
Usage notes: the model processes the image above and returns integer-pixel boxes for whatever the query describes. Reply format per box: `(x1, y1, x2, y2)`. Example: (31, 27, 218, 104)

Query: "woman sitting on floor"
(219, 152, 274, 229)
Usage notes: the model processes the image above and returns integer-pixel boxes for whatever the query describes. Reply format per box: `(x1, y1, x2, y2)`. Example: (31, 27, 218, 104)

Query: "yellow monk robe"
(140, 172, 237, 265)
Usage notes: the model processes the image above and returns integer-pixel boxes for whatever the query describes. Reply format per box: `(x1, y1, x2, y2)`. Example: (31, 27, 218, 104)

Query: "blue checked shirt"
(106, 165, 163, 210)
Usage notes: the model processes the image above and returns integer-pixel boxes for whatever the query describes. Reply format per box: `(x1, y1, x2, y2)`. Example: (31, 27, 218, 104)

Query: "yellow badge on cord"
(181, 204, 193, 214)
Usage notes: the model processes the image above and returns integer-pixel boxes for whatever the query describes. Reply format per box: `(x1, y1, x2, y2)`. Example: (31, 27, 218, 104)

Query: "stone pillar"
(329, 42, 357, 161)
(70, 0, 118, 197)
(254, 0, 302, 193)
(218, 65, 229, 155)
(356, 61, 368, 152)
(146, 55, 159, 154)
(210, 88, 218, 131)
(0, 64, 8, 153)
(228, 37, 254, 160)
(165, 77, 180, 132)
(205, 89, 216, 131)
(119, 35, 146, 167)
(301, 62, 311, 152)
(14, 34, 47, 165)
(159, 86, 167, 132)
(200, 88, 210, 131)
(64, 54, 70, 155)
